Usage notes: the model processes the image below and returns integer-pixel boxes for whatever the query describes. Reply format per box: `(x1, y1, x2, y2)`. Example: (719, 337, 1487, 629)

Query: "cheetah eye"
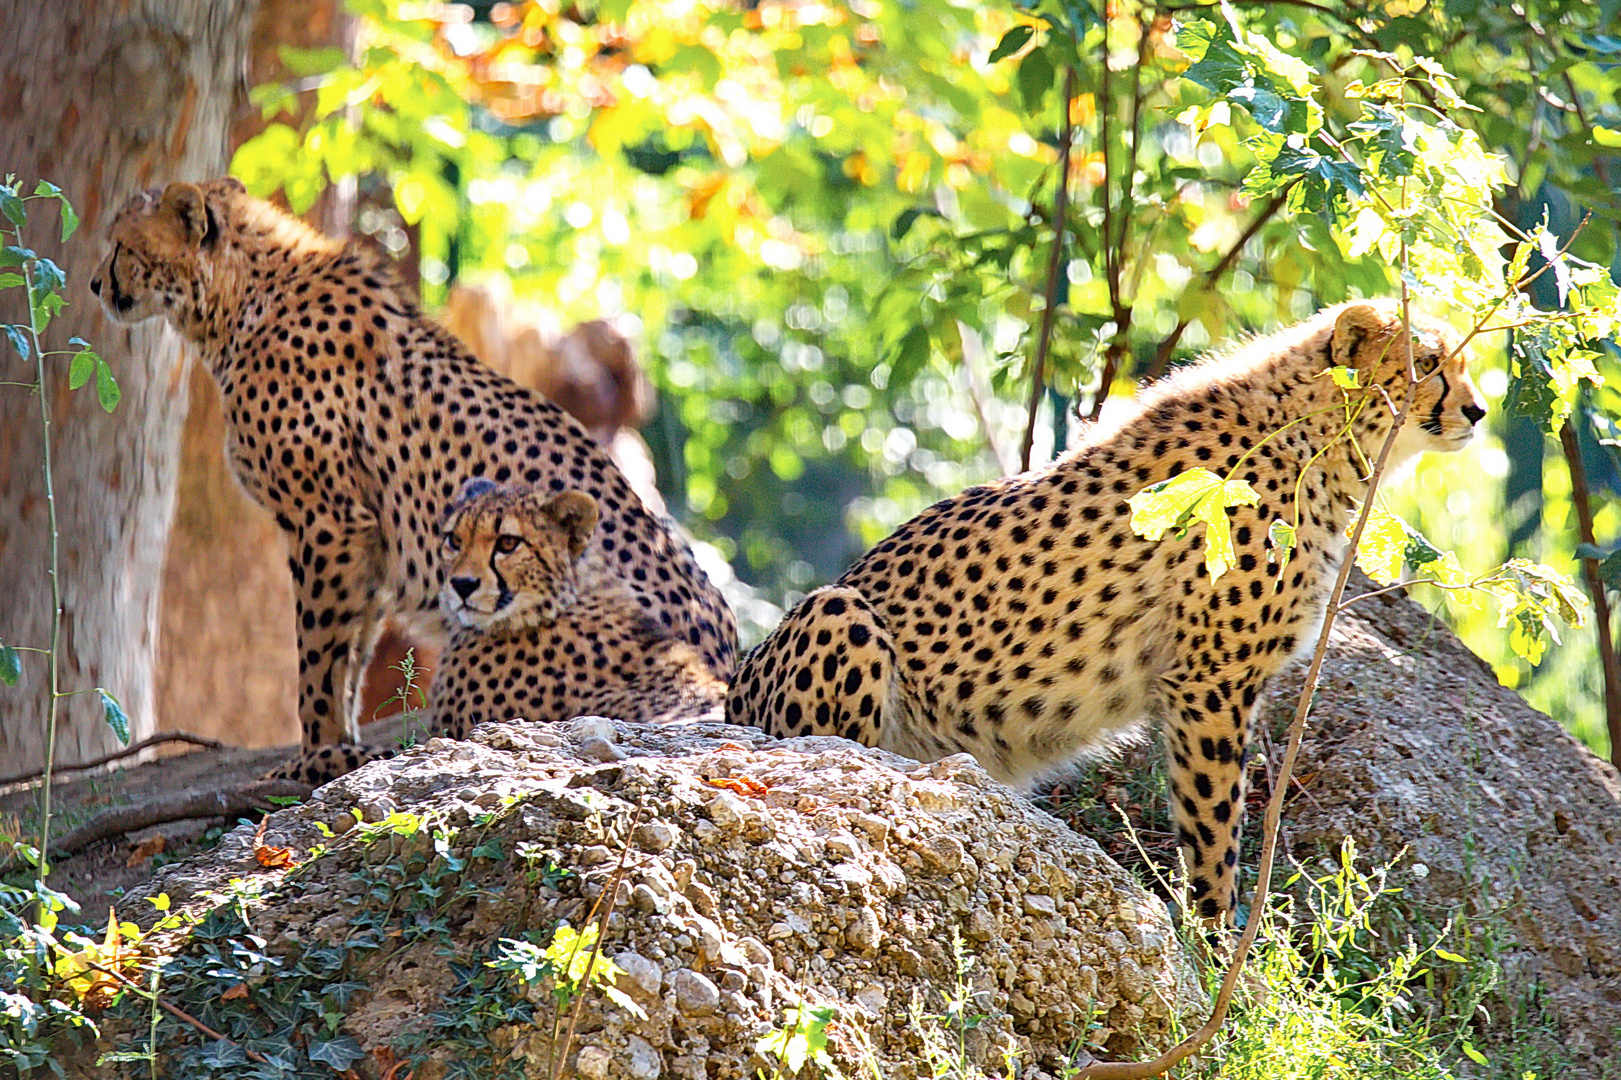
(443, 533, 461, 553)
(495, 534, 521, 554)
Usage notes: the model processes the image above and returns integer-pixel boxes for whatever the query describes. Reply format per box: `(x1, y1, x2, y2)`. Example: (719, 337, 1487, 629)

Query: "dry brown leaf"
(220, 982, 249, 1002)
(706, 776, 769, 797)
(252, 817, 298, 869)
(126, 835, 165, 867)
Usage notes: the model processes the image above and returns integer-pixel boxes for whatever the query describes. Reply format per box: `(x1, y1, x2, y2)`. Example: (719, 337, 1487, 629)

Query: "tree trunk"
(0, 2, 258, 773)
(155, 0, 353, 751)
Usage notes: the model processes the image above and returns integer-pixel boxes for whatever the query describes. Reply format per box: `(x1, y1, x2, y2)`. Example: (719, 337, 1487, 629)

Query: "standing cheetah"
(727, 301, 1485, 923)
(92, 179, 736, 777)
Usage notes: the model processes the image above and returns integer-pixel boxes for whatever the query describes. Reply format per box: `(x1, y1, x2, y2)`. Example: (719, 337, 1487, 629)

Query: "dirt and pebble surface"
(112, 715, 1200, 1079)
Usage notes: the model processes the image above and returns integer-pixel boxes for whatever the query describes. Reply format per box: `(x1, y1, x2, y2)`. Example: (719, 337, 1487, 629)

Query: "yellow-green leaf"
(1129, 468, 1259, 582)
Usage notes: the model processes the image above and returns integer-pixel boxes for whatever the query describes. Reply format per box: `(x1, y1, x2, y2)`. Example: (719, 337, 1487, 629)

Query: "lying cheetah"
(92, 179, 736, 778)
(727, 301, 1485, 923)
(428, 479, 727, 733)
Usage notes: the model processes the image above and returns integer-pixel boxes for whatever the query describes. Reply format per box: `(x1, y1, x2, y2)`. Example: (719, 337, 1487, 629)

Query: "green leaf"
(0, 272, 24, 289)
(1267, 518, 1297, 575)
(3, 323, 28, 361)
(0, 643, 20, 687)
(94, 357, 121, 413)
(0, 189, 25, 226)
(1017, 45, 1056, 113)
(68, 348, 94, 389)
(308, 1037, 367, 1071)
(99, 688, 130, 744)
(1434, 948, 1467, 963)
(1128, 468, 1260, 582)
(1355, 503, 1409, 584)
(0, 245, 30, 268)
(1598, 550, 1621, 589)
(1329, 366, 1360, 389)
(1462, 1042, 1489, 1066)
(1179, 21, 1248, 95)
(889, 324, 931, 390)
(58, 200, 78, 243)
(989, 24, 1034, 63)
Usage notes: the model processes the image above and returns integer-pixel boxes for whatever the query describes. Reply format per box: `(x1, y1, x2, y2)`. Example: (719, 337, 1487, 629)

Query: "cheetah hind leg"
(725, 585, 907, 750)
(265, 742, 400, 786)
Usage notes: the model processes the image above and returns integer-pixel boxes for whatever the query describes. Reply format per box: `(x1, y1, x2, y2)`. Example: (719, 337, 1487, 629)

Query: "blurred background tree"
(233, 0, 1621, 763)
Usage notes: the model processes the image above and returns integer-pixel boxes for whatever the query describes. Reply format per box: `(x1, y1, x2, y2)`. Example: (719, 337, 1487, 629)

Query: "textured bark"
(155, 0, 353, 750)
(0, 2, 258, 772)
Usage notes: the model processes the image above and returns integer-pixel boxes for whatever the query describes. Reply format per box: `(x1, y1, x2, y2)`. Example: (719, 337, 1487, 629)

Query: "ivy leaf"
(0, 244, 30, 268)
(98, 688, 130, 744)
(0, 642, 20, 687)
(1129, 468, 1260, 582)
(308, 1037, 367, 1071)
(1504, 329, 1559, 428)
(988, 24, 1034, 64)
(1600, 551, 1621, 589)
(68, 347, 94, 390)
(94, 357, 121, 413)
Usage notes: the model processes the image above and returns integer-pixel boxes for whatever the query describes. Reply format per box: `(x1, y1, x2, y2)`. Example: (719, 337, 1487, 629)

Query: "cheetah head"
(1331, 300, 1487, 468)
(90, 178, 245, 328)
(439, 479, 599, 633)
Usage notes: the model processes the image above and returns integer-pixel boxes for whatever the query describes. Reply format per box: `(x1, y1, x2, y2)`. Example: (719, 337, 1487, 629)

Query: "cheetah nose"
(1462, 402, 1485, 426)
(90, 276, 102, 296)
(449, 576, 478, 601)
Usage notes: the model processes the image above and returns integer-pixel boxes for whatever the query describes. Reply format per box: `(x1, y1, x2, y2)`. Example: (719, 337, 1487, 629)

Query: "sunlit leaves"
(1486, 560, 1590, 666)
(1129, 468, 1260, 582)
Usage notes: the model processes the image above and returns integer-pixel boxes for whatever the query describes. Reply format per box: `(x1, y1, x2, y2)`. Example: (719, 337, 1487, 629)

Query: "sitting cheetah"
(727, 301, 1485, 923)
(427, 479, 727, 733)
(91, 179, 736, 778)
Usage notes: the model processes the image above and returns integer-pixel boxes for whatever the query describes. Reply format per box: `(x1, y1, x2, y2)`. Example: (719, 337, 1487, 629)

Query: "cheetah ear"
(159, 183, 211, 248)
(543, 491, 599, 558)
(219, 176, 247, 194)
(455, 477, 500, 505)
(1331, 302, 1393, 370)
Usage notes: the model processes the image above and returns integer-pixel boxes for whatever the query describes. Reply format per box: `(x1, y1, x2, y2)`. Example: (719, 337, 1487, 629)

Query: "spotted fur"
(92, 179, 736, 781)
(726, 301, 1485, 923)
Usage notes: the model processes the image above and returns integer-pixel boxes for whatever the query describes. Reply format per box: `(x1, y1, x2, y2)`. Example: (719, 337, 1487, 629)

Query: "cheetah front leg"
(1155, 664, 1265, 926)
(725, 586, 911, 748)
(266, 510, 395, 783)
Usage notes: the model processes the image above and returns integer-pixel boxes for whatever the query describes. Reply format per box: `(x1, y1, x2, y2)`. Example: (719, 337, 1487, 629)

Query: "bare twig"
(550, 803, 644, 1080)
(1149, 185, 1295, 378)
(1020, 66, 1079, 472)
(0, 732, 225, 789)
(83, 958, 270, 1064)
(1559, 421, 1621, 770)
(1077, 290, 1427, 1080)
(46, 779, 312, 857)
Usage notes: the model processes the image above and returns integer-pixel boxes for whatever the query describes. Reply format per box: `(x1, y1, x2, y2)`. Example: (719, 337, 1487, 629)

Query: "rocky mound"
(112, 717, 1199, 1079)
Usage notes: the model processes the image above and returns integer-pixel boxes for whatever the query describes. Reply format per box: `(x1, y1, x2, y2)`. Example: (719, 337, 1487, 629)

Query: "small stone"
(625, 1034, 662, 1079)
(580, 736, 626, 763)
(331, 812, 357, 835)
(612, 951, 663, 998)
(846, 906, 882, 952)
(631, 883, 664, 914)
(1023, 893, 1057, 917)
(635, 822, 679, 853)
(575, 1045, 612, 1080)
(571, 715, 618, 743)
(669, 968, 720, 1015)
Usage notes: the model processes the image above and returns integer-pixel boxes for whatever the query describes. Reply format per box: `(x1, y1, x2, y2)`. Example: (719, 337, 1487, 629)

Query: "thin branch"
(1149, 184, 1296, 378)
(83, 959, 269, 1064)
(0, 732, 225, 788)
(1559, 420, 1621, 771)
(1020, 67, 1078, 473)
(46, 779, 312, 857)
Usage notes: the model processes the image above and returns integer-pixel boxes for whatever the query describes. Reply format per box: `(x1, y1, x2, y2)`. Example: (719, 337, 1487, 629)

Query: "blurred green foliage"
(233, 0, 1621, 756)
